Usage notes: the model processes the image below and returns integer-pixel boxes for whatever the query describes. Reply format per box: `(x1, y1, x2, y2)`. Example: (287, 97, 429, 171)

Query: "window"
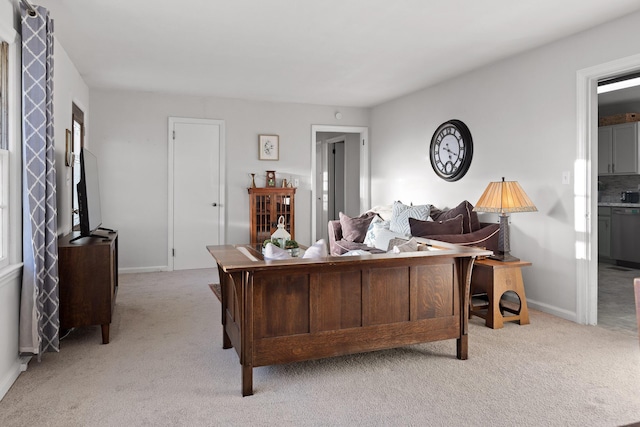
(0, 41, 8, 267)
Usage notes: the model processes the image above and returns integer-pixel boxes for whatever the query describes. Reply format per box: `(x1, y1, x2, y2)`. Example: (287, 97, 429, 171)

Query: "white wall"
(89, 90, 370, 271)
(371, 11, 640, 321)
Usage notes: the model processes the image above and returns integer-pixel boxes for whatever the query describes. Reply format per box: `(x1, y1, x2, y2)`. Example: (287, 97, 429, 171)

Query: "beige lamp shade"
(474, 177, 537, 214)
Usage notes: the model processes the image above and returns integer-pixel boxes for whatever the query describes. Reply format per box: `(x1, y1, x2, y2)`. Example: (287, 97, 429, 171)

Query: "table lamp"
(473, 177, 537, 262)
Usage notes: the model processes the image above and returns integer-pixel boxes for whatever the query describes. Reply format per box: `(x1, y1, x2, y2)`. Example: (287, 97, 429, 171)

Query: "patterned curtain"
(19, 4, 59, 355)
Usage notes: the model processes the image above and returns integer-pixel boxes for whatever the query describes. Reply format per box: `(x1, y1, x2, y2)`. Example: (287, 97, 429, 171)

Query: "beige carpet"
(1, 268, 639, 427)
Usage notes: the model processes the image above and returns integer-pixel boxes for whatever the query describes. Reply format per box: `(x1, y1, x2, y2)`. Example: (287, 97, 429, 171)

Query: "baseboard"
(118, 266, 169, 274)
(526, 298, 577, 323)
(0, 358, 21, 402)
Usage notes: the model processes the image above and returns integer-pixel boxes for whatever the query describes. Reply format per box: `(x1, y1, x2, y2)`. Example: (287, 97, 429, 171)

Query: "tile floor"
(597, 261, 639, 335)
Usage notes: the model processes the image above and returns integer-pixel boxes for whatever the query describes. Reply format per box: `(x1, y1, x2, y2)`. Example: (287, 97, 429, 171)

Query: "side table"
(470, 259, 531, 329)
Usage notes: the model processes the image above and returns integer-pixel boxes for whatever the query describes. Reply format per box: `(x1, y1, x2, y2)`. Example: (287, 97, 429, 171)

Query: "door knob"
(212, 203, 218, 207)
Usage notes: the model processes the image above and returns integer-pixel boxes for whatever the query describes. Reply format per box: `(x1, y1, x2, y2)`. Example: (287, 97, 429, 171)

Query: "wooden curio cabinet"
(248, 187, 296, 243)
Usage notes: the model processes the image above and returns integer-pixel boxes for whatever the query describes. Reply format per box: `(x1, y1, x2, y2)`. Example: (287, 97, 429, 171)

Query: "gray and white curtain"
(19, 4, 59, 355)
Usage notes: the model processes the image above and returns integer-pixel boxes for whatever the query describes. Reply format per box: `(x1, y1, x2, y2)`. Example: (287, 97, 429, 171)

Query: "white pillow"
(373, 228, 409, 251)
(367, 205, 393, 221)
(341, 250, 373, 256)
(263, 243, 292, 260)
(302, 239, 328, 259)
(363, 216, 390, 247)
(389, 201, 430, 235)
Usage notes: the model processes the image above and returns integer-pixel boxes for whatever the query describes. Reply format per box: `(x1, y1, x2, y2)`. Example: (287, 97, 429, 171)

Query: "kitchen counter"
(598, 202, 640, 208)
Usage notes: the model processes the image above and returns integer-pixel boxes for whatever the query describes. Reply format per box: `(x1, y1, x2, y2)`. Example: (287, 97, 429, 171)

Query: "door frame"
(311, 125, 369, 242)
(576, 53, 640, 324)
(168, 117, 226, 271)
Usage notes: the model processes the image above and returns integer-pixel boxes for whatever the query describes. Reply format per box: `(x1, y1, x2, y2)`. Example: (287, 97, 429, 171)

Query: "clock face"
(429, 120, 473, 182)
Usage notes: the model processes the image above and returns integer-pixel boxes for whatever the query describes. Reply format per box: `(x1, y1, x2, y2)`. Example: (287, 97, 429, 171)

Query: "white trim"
(0, 262, 21, 289)
(576, 53, 640, 325)
(310, 125, 370, 242)
(119, 265, 169, 274)
(0, 358, 20, 402)
(0, 20, 17, 45)
(0, 150, 8, 268)
(167, 117, 226, 271)
(2, 23, 21, 272)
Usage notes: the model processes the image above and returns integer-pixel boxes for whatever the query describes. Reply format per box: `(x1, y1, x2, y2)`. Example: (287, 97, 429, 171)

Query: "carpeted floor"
(1, 268, 639, 427)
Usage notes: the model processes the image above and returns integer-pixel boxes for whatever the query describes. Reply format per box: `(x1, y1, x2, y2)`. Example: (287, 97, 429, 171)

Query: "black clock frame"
(429, 119, 473, 182)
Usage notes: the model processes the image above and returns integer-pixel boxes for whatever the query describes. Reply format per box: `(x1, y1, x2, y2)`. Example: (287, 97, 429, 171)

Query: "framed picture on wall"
(259, 134, 279, 160)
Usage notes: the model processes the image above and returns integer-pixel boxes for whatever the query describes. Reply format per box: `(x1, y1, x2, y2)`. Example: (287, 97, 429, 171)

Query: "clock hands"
(440, 142, 459, 162)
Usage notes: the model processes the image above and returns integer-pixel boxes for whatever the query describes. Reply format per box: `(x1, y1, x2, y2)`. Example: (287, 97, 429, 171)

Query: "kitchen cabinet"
(598, 122, 640, 175)
(598, 206, 611, 258)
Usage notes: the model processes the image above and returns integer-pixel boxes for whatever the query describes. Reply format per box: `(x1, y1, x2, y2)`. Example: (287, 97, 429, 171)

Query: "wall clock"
(429, 119, 473, 182)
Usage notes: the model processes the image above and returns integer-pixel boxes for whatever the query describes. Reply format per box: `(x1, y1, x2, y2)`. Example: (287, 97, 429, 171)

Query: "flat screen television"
(75, 147, 104, 238)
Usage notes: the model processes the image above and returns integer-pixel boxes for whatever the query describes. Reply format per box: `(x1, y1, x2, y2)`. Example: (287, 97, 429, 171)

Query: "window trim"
(0, 20, 20, 272)
(0, 37, 9, 269)
(0, 149, 7, 268)
(1, 41, 8, 150)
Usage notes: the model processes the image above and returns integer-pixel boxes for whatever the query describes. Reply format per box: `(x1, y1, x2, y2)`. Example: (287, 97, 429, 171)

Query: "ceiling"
(34, 0, 640, 108)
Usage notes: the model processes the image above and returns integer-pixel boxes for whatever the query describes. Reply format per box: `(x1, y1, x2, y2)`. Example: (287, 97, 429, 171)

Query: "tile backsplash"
(598, 174, 640, 202)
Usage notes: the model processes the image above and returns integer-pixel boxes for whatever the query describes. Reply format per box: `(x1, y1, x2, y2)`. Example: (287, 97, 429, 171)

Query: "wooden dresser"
(58, 231, 118, 344)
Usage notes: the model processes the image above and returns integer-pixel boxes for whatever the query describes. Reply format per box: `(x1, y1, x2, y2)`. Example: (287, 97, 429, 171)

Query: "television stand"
(98, 226, 116, 234)
(58, 230, 118, 344)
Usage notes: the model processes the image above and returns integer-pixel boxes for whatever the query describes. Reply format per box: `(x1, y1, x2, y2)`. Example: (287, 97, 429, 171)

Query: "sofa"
(328, 200, 500, 256)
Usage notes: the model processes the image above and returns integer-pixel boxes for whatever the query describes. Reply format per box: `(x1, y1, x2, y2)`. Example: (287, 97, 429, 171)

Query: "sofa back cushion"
(429, 200, 479, 233)
(389, 201, 430, 235)
(409, 215, 464, 237)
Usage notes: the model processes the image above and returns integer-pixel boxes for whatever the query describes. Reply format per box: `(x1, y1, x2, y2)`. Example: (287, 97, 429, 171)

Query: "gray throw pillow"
(339, 211, 376, 243)
(388, 237, 419, 253)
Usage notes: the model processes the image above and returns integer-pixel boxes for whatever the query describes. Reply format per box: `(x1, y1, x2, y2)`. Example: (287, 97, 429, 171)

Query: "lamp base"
(488, 252, 520, 263)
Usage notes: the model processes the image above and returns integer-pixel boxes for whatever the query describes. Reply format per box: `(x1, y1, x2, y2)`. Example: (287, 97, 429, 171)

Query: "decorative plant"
(263, 238, 298, 249)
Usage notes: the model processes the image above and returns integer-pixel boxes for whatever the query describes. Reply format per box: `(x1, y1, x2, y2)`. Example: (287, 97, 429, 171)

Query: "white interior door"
(171, 119, 224, 270)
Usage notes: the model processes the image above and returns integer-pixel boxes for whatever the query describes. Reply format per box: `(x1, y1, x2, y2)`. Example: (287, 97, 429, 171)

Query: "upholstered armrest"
(328, 220, 343, 255)
(422, 223, 500, 253)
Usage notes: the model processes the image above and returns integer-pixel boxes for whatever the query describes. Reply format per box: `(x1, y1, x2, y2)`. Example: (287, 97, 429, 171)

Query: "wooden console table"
(208, 240, 490, 396)
(469, 259, 531, 329)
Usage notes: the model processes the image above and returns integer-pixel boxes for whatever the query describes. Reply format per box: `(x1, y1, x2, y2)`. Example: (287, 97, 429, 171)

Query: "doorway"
(595, 75, 640, 333)
(311, 125, 369, 243)
(168, 117, 226, 270)
(577, 53, 640, 326)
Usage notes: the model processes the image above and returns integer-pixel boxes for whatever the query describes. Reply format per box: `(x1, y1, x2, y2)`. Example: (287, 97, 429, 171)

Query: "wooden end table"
(470, 259, 531, 329)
